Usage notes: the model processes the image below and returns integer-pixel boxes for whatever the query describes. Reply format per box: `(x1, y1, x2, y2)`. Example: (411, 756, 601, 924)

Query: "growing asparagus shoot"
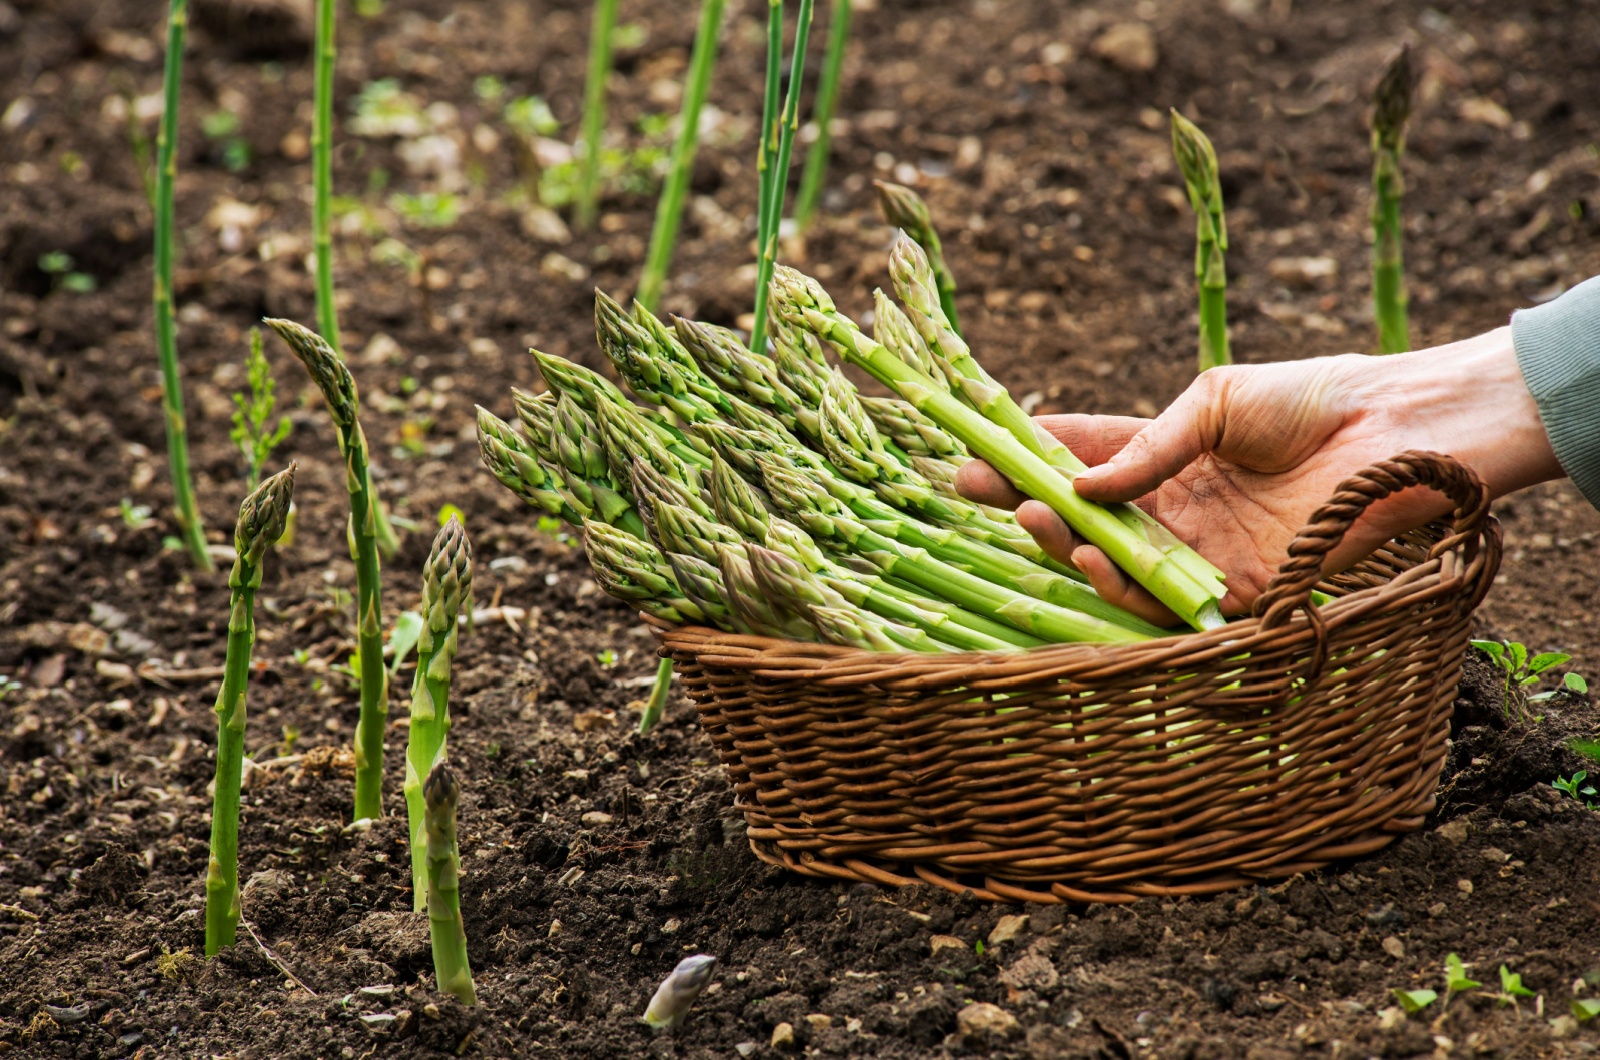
(423, 762, 476, 1006)
(205, 465, 295, 956)
(266, 318, 389, 820)
(643, 954, 718, 1029)
(1371, 44, 1414, 354)
(638, 656, 674, 734)
(154, 0, 212, 572)
(405, 516, 472, 912)
(875, 181, 959, 334)
(750, 0, 816, 352)
(576, 0, 618, 231)
(1171, 109, 1230, 371)
(794, 0, 852, 231)
(636, 0, 726, 309)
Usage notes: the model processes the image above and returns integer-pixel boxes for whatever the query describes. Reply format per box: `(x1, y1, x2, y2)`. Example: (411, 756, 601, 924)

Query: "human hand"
(956, 328, 1562, 625)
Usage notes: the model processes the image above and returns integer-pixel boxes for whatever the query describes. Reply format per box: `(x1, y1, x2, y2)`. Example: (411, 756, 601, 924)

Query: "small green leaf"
(1392, 988, 1437, 1014)
(1564, 672, 1588, 694)
(1573, 998, 1600, 1023)
(1498, 965, 1534, 1000)
(1445, 953, 1480, 994)
(1568, 738, 1600, 765)
(1527, 652, 1571, 676)
(438, 503, 465, 527)
(596, 649, 616, 666)
(387, 610, 425, 678)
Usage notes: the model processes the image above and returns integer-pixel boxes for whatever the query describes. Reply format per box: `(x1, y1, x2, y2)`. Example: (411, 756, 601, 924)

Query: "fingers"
(1015, 500, 1080, 566)
(1069, 545, 1182, 628)
(1073, 370, 1230, 503)
(954, 458, 1029, 509)
(1031, 414, 1148, 467)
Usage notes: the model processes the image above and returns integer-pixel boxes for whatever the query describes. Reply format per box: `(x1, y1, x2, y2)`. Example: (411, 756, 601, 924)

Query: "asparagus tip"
(1372, 43, 1415, 147)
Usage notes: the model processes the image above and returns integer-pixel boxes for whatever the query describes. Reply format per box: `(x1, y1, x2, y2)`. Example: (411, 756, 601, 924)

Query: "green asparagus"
(1170, 110, 1230, 371)
(1370, 45, 1414, 355)
(405, 516, 471, 914)
(875, 180, 960, 334)
(205, 465, 295, 956)
(422, 761, 476, 1006)
(266, 318, 390, 818)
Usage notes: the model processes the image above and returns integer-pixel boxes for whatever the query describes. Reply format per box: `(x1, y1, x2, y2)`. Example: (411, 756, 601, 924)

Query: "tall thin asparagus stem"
(267, 319, 389, 820)
(636, 0, 726, 309)
(875, 181, 959, 334)
(154, 0, 212, 572)
(754, 0, 784, 330)
(1170, 110, 1230, 371)
(205, 466, 295, 956)
(576, 0, 618, 231)
(422, 762, 476, 1006)
(405, 516, 471, 913)
(1370, 45, 1414, 355)
(638, 656, 674, 734)
(312, 0, 340, 353)
(750, 0, 815, 352)
(311, 0, 399, 558)
(794, 0, 851, 232)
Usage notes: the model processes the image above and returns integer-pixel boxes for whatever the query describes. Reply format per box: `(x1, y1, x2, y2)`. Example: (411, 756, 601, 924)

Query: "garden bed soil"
(3, 0, 1600, 1056)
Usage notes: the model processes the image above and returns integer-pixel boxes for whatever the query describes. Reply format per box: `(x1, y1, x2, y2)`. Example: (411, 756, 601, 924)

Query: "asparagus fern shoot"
(205, 465, 295, 956)
(230, 327, 292, 490)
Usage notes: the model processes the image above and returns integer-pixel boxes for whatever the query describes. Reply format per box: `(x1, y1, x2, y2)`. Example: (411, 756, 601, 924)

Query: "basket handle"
(1253, 449, 1491, 630)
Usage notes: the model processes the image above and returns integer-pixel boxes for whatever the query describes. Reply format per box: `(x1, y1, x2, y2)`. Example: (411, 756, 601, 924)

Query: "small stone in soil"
(956, 1002, 1020, 1044)
(771, 1022, 796, 1049)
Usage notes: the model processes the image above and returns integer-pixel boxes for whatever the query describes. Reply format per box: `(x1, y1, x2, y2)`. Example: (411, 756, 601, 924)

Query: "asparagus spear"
(793, 0, 852, 232)
(583, 518, 727, 627)
(1370, 45, 1414, 355)
(1170, 110, 1230, 371)
(750, 0, 816, 353)
(767, 269, 1228, 630)
(718, 541, 823, 641)
(405, 516, 471, 914)
(422, 761, 476, 1006)
(267, 318, 390, 819)
(875, 180, 960, 334)
(747, 544, 940, 651)
(756, 453, 1153, 643)
(475, 406, 584, 523)
(205, 465, 295, 957)
(637, 657, 674, 735)
(576, 0, 618, 231)
(664, 550, 741, 631)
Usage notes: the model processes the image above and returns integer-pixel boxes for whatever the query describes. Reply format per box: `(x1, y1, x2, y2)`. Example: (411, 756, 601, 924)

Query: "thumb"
(1073, 371, 1227, 502)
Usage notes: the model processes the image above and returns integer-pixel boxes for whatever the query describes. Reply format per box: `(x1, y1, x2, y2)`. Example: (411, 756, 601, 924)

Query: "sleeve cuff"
(1511, 275, 1600, 510)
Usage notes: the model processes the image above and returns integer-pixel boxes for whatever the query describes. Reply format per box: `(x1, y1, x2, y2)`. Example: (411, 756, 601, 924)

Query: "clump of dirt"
(4, 0, 1600, 1055)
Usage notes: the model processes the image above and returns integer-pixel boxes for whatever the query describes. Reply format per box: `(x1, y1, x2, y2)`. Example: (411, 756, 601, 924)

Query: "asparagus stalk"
(583, 519, 728, 627)
(636, 0, 726, 309)
(475, 406, 585, 523)
(643, 955, 719, 1029)
(637, 656, 674, 734)
(769, 268, 1228, 630)
(422, 762, 476, 1006)
(531, 348, 711, 470)
(750, 0, 816, 352)
(886, 235, 1227, 599)
(1370, 45, 1414, 355)
(754, 0, 784, 331)
(153, 0, 213, 572)
(747, 544, 939, 651)
(875, 181, 959, 334)
(205, 465, 295, 956)
(576, 0, 618, 231)
(664, 550, 740, 630)
(1170, 110, 1230, 371)
(405, 516, 471, 914)
(267, 318, 390, 819)
(793, 0, 851, 232)
(755, 453, 1152, 643)
(718, 541, 823, 641)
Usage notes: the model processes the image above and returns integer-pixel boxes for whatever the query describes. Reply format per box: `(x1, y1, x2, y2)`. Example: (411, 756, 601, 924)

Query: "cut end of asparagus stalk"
(1372, 44, 1414, 150)
(265, 318, 356, 426)
(235, 463, 296, 568)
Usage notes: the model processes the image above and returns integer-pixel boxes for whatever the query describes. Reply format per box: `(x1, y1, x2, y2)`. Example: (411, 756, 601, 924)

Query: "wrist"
(1383, 327, 1563, 498)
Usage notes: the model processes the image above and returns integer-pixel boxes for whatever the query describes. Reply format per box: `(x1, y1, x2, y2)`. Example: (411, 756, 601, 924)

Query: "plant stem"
(793, 0, 850, 232)
(1171, 110, 1230, 371)
(636, 0, 726, 310)
(154, 0, 213, 572)
(423, 762, 475, 1006)
(638, 656, 673, 734)
(405, 516, 471, 912)
(267, 319, 389, 819)
(751, 0, 784, 344)
(313, 0, 340, 354)
(1371, 45, 1413, 354)
(576, 0, 617, 231)
(205, 466, 295, 957)
(750, 0, 814, 352)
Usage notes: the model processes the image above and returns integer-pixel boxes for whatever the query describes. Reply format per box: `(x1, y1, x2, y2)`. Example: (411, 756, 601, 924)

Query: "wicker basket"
(655, 452, 1501, 903)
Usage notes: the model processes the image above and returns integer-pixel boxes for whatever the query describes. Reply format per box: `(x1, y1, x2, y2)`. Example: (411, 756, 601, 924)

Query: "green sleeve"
(1511, 276, 1600, 510)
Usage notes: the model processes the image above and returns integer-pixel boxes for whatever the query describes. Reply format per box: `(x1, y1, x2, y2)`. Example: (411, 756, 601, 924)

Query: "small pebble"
(771, 1021, 796, 1049)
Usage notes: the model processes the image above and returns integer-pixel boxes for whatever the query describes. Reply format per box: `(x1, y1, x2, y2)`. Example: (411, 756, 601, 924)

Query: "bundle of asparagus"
(478, 238, 1228, 653)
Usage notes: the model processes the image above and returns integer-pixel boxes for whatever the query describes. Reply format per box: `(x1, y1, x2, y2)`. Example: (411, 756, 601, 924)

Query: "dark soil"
(3, 0, 1600, 1057)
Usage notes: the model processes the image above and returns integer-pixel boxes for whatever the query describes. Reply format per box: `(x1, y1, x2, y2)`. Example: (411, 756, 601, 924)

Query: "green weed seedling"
(38, 251, 96, 293)
(1470, 640, 1585, 721)
(120, 499, 156, 530)
(390, 192, 461, 229)
(1553, 770, 1597, 809)
(201, 109, 251, 172)
(1391, 988, 1437, 1015)
(1444, 953, 1480, 1001)
(1573, 998, 1600, 1023)
(1492, 965, 1536, 1008)
(230, 328, 292, 489)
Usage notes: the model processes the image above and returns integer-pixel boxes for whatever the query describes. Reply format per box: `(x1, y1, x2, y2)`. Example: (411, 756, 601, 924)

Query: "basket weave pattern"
(657, 452, 1501, 903)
